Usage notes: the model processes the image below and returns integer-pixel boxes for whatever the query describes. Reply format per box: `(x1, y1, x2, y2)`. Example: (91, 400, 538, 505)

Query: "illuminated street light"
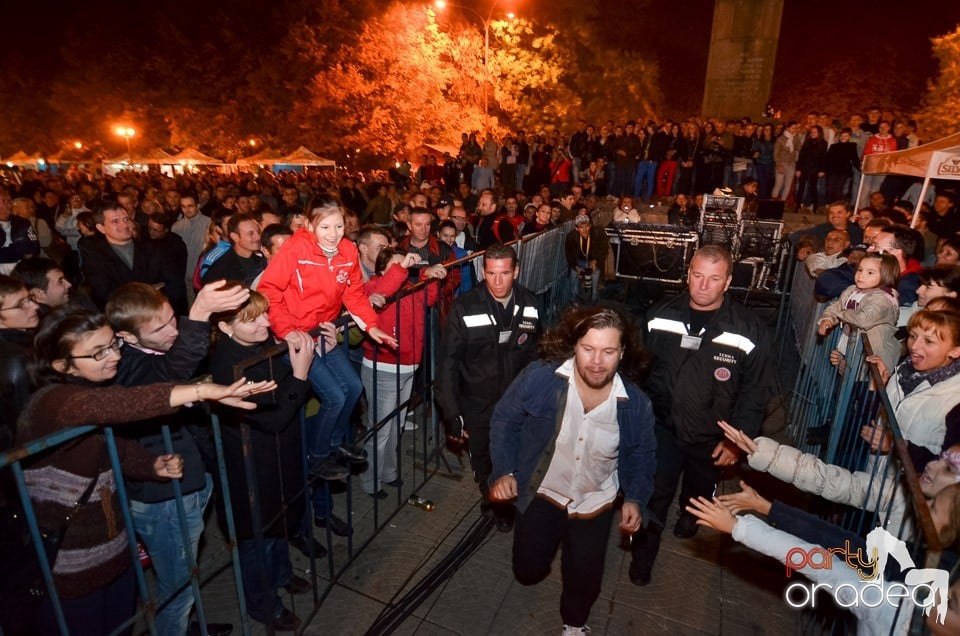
(248, 138, 257, 147)
(74, 141, 83, 150)
(434, 0, 515, 131)
(114, 125, 135, 158)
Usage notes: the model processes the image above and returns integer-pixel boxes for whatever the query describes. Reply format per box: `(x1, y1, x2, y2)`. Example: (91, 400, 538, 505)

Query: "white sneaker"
(561, 625, 590, 635)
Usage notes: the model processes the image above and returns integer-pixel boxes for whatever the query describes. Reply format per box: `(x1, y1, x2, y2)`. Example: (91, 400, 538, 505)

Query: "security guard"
(437, 242, 541, 531)
(629, 244, 774, 586)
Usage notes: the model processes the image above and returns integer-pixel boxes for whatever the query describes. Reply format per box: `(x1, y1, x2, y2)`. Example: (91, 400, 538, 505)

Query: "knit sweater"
(18, 381, 176, 598)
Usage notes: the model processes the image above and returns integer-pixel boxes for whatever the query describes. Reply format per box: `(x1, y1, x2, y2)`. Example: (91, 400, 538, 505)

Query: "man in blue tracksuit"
(489, 306, 656, 635)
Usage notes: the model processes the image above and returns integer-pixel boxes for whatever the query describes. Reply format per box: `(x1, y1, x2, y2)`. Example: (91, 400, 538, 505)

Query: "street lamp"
(434, 0, 515, 131)
(114, 126, 135, 159)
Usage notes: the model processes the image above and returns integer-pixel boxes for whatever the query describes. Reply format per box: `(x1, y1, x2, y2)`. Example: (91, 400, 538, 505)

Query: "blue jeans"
(305, 344, 362, 515)
(238, 538, 293, 622)
(305, 345, 362, 465)
(571, 260, 599, 304)
(632, 161, 656, 200)
(130, 474, 213, 636)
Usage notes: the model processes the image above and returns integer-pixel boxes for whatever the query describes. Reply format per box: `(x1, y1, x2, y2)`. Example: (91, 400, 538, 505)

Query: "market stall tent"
(858, 131, 960, 227)
(275, 146, 336, 168)
(236, 148, 284, 167)
(3, 150, 43, 168)
(170, 148, 224, 166)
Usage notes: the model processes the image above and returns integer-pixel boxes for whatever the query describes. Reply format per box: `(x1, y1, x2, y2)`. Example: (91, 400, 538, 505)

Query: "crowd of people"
(392, 109, 928, 216)
(1, 101, 960, 635)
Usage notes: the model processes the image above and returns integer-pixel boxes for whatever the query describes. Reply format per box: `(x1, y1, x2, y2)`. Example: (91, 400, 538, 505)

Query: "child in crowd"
(818, 252, 901, 373)
(359, 248, 441, 498)
(258, 194, 396, 536)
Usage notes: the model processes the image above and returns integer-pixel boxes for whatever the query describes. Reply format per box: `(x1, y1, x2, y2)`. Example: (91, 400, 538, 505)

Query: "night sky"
(3, 0, 958, 119)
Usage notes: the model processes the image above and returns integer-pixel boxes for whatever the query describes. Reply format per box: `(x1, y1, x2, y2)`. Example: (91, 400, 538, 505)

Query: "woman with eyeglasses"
(0, 275, 39, 450)
(18, 308, 276, 635)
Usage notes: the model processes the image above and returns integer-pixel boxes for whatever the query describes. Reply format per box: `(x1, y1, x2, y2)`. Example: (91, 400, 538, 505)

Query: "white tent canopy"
(4, 150, 42, 167)
(236, 148, 284, 166)
(170, 148, 224, 165)
(857, 131, 960, 227)
(277, 146, 336, 168)
(104, 148, 176, 166)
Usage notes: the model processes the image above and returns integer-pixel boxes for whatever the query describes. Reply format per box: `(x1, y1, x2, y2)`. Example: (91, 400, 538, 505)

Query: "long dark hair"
(31, 308, 109, 386)
(540, 306, 649, 383)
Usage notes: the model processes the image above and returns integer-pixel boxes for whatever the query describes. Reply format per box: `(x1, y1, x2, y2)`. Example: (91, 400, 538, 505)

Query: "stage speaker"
(612, 240, 691, 283)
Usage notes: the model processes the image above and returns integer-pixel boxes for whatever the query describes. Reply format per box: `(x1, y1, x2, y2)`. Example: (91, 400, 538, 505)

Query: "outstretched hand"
(685, 496, 738, 535)
(190, 280, 251, 321)
(368, 326, 398, 349)
(208, 378, 277, 410)
(717, 420, 758, 455)
(717, 480, 772, 516)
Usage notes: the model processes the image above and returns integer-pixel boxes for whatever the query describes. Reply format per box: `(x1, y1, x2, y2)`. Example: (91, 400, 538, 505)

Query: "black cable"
(364, 508, 496, 635)
(368, 514, 494, 634)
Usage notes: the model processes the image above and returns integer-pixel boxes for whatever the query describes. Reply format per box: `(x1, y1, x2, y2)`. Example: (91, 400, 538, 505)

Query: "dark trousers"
(465, 411, 494, 487)
(466, 411, 513, 520)
(37, 564, 136, 636)
(238, 538, 293, 622)
(631, 424, 720, 564)
(513, 497, 613, 627)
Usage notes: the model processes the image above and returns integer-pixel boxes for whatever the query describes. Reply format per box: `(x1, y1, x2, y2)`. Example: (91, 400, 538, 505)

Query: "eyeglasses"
(0, 297, 37, 312)
(71, 337, 124, 361)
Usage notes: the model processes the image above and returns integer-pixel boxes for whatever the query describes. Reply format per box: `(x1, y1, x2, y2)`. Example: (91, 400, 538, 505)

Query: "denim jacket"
(489, 360, 657, 515)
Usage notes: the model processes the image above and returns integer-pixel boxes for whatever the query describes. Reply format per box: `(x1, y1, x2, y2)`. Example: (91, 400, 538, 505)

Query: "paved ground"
(186, 209, 821, 634)
(185, 395, 804, 636)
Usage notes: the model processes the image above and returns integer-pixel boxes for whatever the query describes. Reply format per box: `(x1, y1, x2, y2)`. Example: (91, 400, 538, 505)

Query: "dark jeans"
(826, 175, 852, 203)
(513, 497, 613, 627)
(754, 163, 774, 199)
(795, 172, 822, 208)
(37, 564, 136, 636)
(631, 424, 720, 566)
(238, 538, 294, 622)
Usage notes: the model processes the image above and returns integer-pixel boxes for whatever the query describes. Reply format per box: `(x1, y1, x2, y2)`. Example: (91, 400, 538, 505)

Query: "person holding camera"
(565, 214, 609, 305)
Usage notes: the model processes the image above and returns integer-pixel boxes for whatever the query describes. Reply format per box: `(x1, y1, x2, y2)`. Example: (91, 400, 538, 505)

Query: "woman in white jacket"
(860, 310, 960, 468)
(685, 490, 960, 636)
(718, 420, 960, 534)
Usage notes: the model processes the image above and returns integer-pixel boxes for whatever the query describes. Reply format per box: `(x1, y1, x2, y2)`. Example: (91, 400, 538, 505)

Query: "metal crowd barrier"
(780, 288, 948, 635)
(0, 223, 576, 636)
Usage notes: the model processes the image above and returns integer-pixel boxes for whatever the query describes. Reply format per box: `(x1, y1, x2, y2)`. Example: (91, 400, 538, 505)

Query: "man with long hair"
(488, 306, 656, 635)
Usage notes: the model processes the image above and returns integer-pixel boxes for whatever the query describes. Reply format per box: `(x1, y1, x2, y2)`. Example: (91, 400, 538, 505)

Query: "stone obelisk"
(701, 0, 784, 120)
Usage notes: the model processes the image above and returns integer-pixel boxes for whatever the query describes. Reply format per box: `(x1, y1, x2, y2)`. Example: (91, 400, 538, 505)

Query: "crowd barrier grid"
(780, 283, 946, 635)
(0, 222, 576, 636)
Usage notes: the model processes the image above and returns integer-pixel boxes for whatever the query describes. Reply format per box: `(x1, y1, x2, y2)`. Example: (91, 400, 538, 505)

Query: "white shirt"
(537, 358, 627, 516)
